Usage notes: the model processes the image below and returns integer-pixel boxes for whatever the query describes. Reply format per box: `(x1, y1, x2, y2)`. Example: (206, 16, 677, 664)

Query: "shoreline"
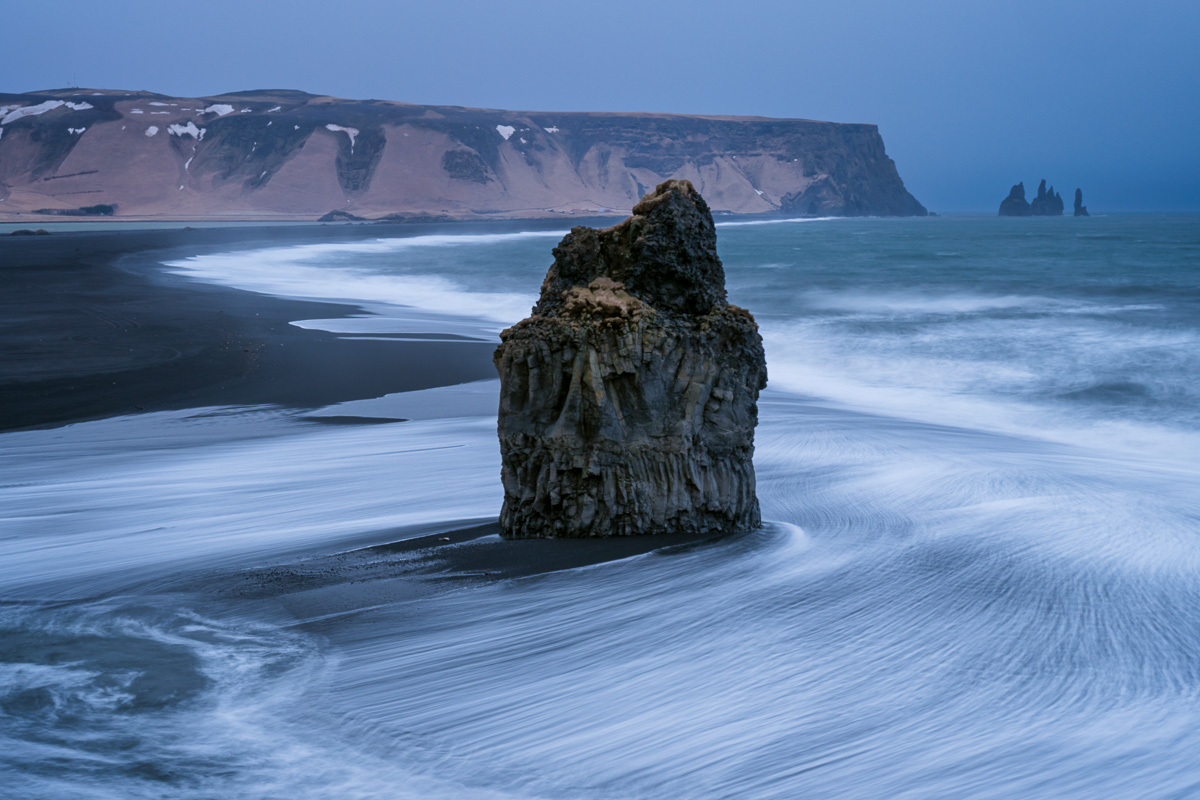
(0, 223, 519, 431)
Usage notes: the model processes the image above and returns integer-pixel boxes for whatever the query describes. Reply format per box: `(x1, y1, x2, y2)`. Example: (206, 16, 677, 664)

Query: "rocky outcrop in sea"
(1029, 179, 1064, 216)
(493, 180, 767, 538)
(1074, 188, 1090, 216)
(1000, 179, 1076, 216)
(999, 183, 1032, 216)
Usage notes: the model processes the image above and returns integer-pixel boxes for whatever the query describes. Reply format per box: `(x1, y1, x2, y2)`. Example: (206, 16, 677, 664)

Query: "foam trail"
(0, 406, 501, 599)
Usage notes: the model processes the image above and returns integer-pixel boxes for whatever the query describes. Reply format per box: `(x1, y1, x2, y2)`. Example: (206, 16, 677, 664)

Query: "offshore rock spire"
(1074, 188, 1090, 216)
(494, 179, 767, 538)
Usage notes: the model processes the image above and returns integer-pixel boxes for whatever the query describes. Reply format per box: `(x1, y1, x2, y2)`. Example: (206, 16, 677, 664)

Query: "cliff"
(0, 88, 926, 221)
(493, 180, 766, 538)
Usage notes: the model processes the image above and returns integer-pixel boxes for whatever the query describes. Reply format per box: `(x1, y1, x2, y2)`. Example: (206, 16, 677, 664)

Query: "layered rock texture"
(494, 180, 767, 538)
(0, 88, 925, 221)
(1074, 188, 1090, 216)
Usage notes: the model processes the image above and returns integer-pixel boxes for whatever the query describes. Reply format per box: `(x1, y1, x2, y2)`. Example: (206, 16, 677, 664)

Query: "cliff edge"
(494, 180, 767, 538)
(0, 88, 925, 221)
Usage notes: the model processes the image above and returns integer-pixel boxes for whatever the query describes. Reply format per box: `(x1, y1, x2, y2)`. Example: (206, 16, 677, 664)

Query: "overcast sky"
(6, 0, 1197, 211)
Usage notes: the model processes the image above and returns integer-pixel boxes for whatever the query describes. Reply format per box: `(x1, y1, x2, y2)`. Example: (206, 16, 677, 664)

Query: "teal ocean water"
(2, 214, 1199, 798)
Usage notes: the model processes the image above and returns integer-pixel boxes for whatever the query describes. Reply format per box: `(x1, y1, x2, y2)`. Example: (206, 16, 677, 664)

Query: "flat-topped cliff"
(0, 88, 926, 221)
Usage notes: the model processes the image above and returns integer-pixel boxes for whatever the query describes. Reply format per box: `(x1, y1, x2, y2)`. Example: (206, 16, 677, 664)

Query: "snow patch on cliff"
(0, 100, 91, 123)
(168, 122, 205, 139)
(203, 104, 235, 117)
(145, 126, 159, 137)
(496, 125, 515, 141)
(325, 124, 359, 152)
(2, 101, 62, 124)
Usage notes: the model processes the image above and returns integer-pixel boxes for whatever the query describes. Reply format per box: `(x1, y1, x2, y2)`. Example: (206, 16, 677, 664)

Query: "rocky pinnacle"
(494, 179, 768, 538)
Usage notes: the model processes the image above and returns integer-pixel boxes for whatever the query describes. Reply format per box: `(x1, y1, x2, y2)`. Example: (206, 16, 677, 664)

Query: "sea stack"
(494, 180, 767, 538)
(999, 182, 1032, 216)
(1074, 188, 1090, 216)
(1029, 179, 1065, 216)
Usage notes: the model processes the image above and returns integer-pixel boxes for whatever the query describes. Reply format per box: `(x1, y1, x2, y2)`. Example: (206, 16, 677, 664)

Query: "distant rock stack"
(1074, 188, 1090, 216)
(494, 179, 767, 538)
(1029, 179, 1064, 216)
(999, 182, 1032, 216)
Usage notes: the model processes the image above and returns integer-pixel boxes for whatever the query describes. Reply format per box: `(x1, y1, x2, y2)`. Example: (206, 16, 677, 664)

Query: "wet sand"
(0, 224, 498, 431)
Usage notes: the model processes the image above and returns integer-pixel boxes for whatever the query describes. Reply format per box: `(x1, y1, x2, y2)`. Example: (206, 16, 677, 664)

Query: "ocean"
(2, 214, 1199, 798)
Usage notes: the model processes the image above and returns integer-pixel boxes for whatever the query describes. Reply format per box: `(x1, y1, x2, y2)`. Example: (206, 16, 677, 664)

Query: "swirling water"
(2, 215, 1199, 798)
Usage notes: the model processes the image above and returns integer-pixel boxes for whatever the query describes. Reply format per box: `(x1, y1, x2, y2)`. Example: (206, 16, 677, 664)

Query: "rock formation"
(1029, 179, 1064, 216)
(1073, 188, 1089, 216)
(493, 179, 767, 538)
(1001, 179, 1074, 216)
(999, 182, 1032, 216)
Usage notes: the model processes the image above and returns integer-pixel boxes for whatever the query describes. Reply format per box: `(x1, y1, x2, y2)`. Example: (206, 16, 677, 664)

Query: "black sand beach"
(0, 224, 499, 431)
(1, 222, 724, 590)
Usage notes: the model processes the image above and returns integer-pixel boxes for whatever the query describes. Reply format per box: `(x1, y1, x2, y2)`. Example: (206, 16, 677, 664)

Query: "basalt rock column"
(494, 180, 767, 538)
(1074, 188, 1090, 216)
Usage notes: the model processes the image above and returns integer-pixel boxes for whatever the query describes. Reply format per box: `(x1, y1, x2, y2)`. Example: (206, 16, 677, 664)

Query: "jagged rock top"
(533, 179, 728, 318)
(999, 182, 1031, 216)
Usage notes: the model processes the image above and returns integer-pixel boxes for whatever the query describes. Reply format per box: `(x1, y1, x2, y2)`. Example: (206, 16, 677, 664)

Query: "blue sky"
(5, 0, 1197, 211)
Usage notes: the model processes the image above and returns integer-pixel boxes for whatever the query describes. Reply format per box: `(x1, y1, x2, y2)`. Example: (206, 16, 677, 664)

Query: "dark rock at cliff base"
(999, 182, 1032, 216)
(318, 210, 366, 222)
(1074, 188, 1090, 216)
(494, 179, 767, 538)
(1030, 179, 1064, 216)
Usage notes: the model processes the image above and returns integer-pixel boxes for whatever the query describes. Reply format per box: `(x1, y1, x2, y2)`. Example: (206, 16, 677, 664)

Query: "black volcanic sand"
(2, 221, 713, 586)
(0, 224, 504, 431)
(189, 521, 740, 626)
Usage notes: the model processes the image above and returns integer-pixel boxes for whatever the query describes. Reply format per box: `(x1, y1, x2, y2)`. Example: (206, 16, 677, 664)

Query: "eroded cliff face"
(0, 88, 926, 220)
(494, 180, 767, 538)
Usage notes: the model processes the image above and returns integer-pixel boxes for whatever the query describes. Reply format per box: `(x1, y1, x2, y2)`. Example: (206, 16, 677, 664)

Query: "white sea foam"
(716, 216, 841, 227)
(162, 230, 564, 332)
(0, 407, 502, 599)
(758, 316, 1200, 467)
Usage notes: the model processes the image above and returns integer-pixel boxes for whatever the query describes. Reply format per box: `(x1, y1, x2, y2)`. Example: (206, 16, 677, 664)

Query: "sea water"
(2, 215, 1199, 798)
